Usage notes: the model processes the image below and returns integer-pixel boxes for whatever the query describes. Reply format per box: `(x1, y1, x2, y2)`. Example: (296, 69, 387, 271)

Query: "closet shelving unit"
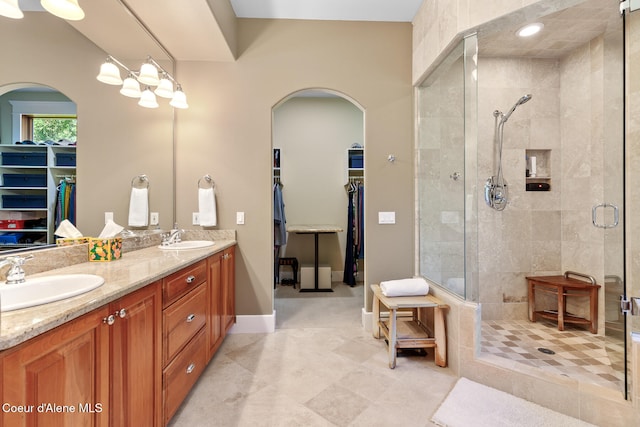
(345, 147, 364, 182)
(0, 144, 76, 249)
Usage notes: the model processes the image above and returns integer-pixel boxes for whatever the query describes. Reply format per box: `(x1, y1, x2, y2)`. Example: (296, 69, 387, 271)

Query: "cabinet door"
(207, 251, 223, 359)
(222, 246, 236, 333)
(110, 281, 162, 427)
(2, 307, 110, 427)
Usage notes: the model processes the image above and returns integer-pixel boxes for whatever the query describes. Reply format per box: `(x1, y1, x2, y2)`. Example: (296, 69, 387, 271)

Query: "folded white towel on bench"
(380, 277, 429, 297)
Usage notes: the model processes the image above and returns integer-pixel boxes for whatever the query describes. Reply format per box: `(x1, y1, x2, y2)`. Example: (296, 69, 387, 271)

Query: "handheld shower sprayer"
(484, 94, 532, 211)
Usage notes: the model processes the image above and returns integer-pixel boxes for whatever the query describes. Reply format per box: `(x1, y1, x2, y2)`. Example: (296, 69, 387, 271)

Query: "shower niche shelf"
(525, 149, 551, 191)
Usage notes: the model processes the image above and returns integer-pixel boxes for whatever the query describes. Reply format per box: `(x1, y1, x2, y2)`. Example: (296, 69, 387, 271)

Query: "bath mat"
(431, 377, 597, 427)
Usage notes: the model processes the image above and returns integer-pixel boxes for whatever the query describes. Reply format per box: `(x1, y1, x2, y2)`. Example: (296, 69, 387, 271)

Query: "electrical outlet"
(192, 212, 200, 225)
(150, 212, 159, 225)
(236, 212, 245, 225)
(105, 212, 114, 224)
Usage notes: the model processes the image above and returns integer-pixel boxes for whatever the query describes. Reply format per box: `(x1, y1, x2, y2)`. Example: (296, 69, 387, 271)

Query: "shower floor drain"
(538, 347, 555, 355)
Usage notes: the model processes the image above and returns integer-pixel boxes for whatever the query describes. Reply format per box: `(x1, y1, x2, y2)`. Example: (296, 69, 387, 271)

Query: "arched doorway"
(272, 88, 365, 328)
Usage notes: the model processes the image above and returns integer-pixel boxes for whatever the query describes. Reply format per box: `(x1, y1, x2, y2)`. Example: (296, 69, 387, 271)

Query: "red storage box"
(0, 219, 26, 230)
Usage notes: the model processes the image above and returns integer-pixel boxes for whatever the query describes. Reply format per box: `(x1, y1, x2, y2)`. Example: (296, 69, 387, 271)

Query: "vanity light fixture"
(0, 0, 23, 19)
(517, 22, 544, 38)
(41, 0, 85, 21)
(0, 0, 84, 20)
(96, 55, 188, 109)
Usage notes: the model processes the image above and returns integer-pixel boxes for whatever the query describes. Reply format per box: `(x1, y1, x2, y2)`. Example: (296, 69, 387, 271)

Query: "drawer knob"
(186, 363, 196, 374)
(117, 308, 127, 318)
(103, 314, 116, 325)
(186, 313, 196, 323)
(186, 275, 196, 284)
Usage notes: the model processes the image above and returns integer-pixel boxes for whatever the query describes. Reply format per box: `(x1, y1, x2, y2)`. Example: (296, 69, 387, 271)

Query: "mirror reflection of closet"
(0, 84, 76, 251)
(273, 89, 364, 296)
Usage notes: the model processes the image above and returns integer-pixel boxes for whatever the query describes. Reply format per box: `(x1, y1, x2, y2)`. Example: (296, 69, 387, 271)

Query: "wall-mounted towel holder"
(198, 174, 215, 189)
(132, 174, 150, 189)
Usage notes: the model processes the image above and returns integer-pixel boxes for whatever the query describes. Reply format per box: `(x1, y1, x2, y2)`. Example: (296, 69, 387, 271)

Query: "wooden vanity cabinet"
(0, 281, 162, 427)
(1, 305, 111, 427)
(162, 260, 208, 424)
(222, 246, 236, 334)
(0, 245, 236, 427)
(109, 280, 162, 427)
(207, 246, 236, 360)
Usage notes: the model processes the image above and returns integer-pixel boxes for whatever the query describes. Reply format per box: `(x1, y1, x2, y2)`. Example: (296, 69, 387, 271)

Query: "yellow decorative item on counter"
(88, 237, 122, 261)
(56, 237, 89, 246)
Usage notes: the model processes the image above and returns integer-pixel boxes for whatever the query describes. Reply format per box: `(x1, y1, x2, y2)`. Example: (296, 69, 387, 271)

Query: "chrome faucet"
(0, 254, 34, 284)
(161, 229, 185, 246)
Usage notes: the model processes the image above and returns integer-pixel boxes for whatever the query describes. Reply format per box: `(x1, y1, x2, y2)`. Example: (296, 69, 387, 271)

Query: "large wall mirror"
(0, 5, 175, 253)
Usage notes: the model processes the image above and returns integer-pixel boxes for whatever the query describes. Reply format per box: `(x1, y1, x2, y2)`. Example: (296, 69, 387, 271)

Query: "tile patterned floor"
(481, 319, 625, 391)
(168, 283, 457, 426)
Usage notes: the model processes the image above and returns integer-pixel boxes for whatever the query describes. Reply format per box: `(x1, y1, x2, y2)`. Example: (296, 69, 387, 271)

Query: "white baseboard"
(227, 310, 276, 334)
(362, 308, 372, 332)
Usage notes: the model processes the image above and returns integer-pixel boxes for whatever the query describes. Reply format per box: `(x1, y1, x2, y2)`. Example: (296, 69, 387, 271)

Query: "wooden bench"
(371, 284, 448, 369)
(527, 271, 601, 334)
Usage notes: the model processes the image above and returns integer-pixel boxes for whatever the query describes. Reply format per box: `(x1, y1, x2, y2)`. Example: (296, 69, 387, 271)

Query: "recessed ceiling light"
(517, 23, 544, 38)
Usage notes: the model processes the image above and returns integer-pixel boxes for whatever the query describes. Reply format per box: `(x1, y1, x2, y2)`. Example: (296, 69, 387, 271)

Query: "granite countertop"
(0, 239, 236, 351)
(287, 224, 344, 233)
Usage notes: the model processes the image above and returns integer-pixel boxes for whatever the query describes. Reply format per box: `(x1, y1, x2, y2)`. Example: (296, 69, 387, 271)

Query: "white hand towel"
(380, 277, 429, 297)
(128, 187, 149, 227)
(198, 187, 217, 227)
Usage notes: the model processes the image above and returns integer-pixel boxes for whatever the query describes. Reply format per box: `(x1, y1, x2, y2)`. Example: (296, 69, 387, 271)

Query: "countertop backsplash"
(0, 229, 235, 281)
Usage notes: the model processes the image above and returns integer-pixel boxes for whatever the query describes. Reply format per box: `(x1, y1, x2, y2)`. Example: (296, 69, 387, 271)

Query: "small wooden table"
(371, 284, 448, 369)
(527, 271, 601, 334)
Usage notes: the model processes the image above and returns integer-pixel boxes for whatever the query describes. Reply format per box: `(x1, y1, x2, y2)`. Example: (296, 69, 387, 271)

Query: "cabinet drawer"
(163, 328, 207, 424)
(163, 260, 207, 307)
(163, 283, 207, 364)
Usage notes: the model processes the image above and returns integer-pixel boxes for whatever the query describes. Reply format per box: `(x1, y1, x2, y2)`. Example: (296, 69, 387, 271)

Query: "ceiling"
(19, 0, 424, 63)
(479, 0, 620, 59)
(229, 0, 424, 22)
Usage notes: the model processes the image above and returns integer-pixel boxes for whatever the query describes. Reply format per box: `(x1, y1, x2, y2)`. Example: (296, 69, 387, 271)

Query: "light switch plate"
(236, 212, 245, 225)
(150, 212, 159, 225)
(378, 211, 395, 224)
(192, 212, 200, 225)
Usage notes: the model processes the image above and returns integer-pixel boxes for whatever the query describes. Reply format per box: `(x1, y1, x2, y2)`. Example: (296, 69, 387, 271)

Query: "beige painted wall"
(175, 19, 414, 315)
(274, 97, 364, 274)
(0, 13, 174, 236)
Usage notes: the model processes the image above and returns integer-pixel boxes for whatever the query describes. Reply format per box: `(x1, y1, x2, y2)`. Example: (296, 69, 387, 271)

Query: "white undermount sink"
(0, 274, 105, 312)
(158, 240, 215, 250)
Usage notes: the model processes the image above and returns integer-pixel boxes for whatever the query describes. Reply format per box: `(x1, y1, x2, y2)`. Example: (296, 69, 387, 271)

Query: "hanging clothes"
(343, 181, 364, 287)
(54, 179, 76, 230)
(274, 182, 287, 285)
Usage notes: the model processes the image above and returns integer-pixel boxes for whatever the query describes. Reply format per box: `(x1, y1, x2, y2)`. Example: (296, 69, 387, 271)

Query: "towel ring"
(198, 174, 215, 189)
(131, 174, 150, 189)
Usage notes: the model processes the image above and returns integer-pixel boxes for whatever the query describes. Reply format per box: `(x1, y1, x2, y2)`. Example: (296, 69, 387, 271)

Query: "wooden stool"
(527, 271, 601, 334)
(371, 284, 448, 369)
(278, 257, 298, 288)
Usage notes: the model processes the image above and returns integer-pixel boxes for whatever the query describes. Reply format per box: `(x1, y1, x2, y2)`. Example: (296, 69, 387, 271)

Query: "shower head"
(500, 94, 532, 123)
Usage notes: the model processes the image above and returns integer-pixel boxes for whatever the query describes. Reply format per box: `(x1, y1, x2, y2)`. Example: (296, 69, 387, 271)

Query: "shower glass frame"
(416, 34, 479, 301)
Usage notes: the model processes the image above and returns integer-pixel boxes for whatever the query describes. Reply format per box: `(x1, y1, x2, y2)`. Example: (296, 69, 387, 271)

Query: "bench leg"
(372, 294, 381, 339)
(388, 308, 397, 369)
(434, 306, 447, 367)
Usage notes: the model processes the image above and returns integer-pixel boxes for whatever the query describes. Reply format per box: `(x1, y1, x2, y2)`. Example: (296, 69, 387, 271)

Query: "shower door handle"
(592, 203, 619, 229)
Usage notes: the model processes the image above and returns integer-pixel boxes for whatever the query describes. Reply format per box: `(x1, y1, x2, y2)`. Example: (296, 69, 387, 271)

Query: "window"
(21, 114, 77, 143)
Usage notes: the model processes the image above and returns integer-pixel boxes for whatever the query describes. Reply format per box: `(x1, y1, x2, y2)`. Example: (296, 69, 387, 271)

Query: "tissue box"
(88, 237, 122, 262)
(56, 237, 89, 246)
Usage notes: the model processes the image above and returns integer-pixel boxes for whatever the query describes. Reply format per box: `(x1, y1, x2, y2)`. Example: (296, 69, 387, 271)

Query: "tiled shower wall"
(478, 34, 613, 325)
